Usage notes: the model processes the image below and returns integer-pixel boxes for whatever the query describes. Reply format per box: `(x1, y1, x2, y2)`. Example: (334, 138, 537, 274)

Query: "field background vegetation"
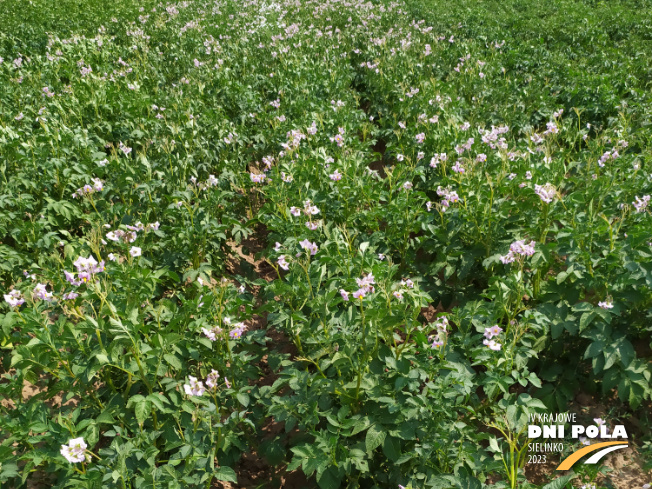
(1, 0, 651, 487)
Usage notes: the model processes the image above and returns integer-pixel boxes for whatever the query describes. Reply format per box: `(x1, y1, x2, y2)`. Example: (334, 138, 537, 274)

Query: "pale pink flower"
(452, 161, 465, 173)
(119, 142, 132, 155)
(501, 240, 535, 264)
(356, 273, 376, 294)
(229, 322, 246, 339)
(201, 326, 223, 341)
(632, 195, 650, 213)
(431, 337, 444, 348)
(278, 255, 290, 270)
(329, 169, 342, 181)
(299, 239, 318, 255)
(206, 369, 220, 389)
(60, 437, 88, 463)
(483, 339, 501, 351)
(352, 289, 366, 300)
(435, 317, 448, 334)
(484, 325, 503, 339)
(33, 283, 54, 302)
(401, 278, 414, 289)
(534, 183, 556, 203)
(4, 290, 25, 307)
(184, 376, 206, 396)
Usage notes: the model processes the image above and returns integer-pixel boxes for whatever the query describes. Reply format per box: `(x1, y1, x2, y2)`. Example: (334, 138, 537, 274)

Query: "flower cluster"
(33, 283, 54, 302)
(429, 152, 448, 168)
(72, 178, 103, 199)
(64, 255, 106, 286)
(329, 169, 342, 181)
(60, 437, 89, 463)
(290, 199, 320, 218)
(4, 289, 25, 307)
(119, 141, 132, 155)
(479, 125, 509, 149)
(206, 369, 220, 389)
(392, 277, 414, 300)
(307, 121, 318, 135)
(299, 239, 318, 256)
(339, 273, 376, 301)
(190, 174, 219, 190)
(106, 221, 159, 244)
(184, 370, 229, 396)
(277, 255, 290, 270)
(201, 325, 223, 341)
(500, 240, 536, 264)
(353, 273, 375, 299)
(454, 137, 474, 155)
(436, 186, 460, 211)
(281, 129, 306, 151)
(598, 149, 619, 167)
(250, 172, 266, 183)
(430, 316, 449, 348)
(530, 133, 544, 145)
(184, 376, 206, 396)
(229, 321, 247, 339)
(224, 132, 238, 144)
(483, 324, 503, 350)
(329, 127, 345, 147)
(534, 183, 557, 204)
(632, 195, 650, 213)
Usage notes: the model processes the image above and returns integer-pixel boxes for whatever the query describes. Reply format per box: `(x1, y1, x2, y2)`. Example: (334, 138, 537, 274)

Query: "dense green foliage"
(1, 0, 651, 488)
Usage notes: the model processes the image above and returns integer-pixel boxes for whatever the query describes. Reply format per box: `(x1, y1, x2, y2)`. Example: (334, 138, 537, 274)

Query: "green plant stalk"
(355, 300, 366, 405)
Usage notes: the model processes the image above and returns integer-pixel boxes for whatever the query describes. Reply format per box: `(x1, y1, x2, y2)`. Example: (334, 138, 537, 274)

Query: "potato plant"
(1, 0, 651, 487)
